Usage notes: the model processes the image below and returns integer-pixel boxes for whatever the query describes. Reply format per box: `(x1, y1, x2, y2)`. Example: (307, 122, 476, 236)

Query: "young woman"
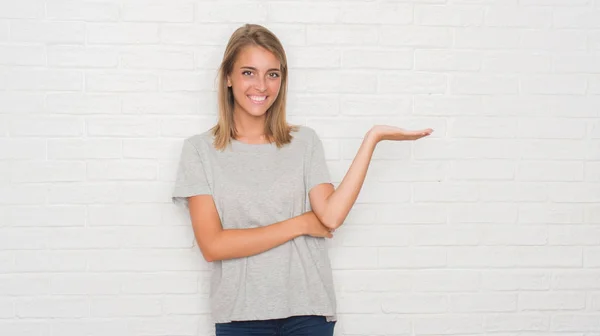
(172, 24, 432, 336)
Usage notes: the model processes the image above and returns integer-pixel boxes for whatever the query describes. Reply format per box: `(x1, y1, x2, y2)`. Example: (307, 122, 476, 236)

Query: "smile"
(248, 95, 268, 104)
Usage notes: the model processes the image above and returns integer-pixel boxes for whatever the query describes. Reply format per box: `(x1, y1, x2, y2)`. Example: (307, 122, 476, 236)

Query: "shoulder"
(182, 129, 215, 153)
(291, 125, 320, 145)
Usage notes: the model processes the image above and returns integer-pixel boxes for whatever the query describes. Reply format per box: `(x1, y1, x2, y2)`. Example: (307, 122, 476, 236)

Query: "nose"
(255, 77, 267, 92)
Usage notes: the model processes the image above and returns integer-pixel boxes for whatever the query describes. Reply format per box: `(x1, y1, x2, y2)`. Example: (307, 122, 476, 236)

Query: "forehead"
(234, 45, 280, 70)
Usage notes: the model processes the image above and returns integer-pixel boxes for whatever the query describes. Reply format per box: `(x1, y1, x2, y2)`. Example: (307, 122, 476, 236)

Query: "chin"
(244, 108, 268, 118)
(243, 103, 274, 117)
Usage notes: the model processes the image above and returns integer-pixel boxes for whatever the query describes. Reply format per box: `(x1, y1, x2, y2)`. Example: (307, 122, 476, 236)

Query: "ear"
(226, 75, 232, 87)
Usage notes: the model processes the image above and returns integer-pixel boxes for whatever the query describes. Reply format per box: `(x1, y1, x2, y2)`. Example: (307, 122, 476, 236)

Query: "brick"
(485, 6, 552, 28)
(164, 295, 210, 314)
(86, 73, 158, 92)
(46, 93, 121, 115)
(482, 270, 551, 291)
(482, 52, 551, 73)
(46, 1, 119, 21)
(450, 293, 517, 312)
(381, 26, 452, 47)
(91, 296, 162, 317)
(382, 294, 447, 313)
(554, 9, 600, 28)
(121, 48, 195, 70)
(16, 298, 87, 318)
(336, 292, 381, 313)
(268, 3, 339, 23)
(414, 138, 518, 159)
(551, 314, 600, 331)
(88, 204, 163, 226)
(448, 116, 517, 138)
(486, 313, 549, 332)
(10, 116, 83, 137)
(11, 161, 86, 183)
(451, 74, 519, 94)
(87, 23, 159, 44)
(414, 315, 484, 335)
(329, 247, 378, 270)
(0, 139, 45, 160)
(552, 271, 600, 290)
(416, 49, 481, 71)
(287, 47, 340, 68)
(11, 20, 84, 43)
(0, 69, 83, 91)
(479, 225, 548, 246)
(379, 72, 447, 94)
(521, 75, 587, 95)
(337, 315, 411, 335)
(341, 3, 412, 24)
(0, 45, 45, 66)
(8, 205, 86, 227)
(197, 3, 266, 23)
(0, 1, 43, 19)
(379, 247, 446, 268)
(303, 70, 378, 93)
(333, 270, 411, 292)
(521, 30, 587, 50)
(517, 161, 584, 181)
(412, 270, 480, 292)
(332, 225, 410, 247)
(455, 28, 520, 49)
(413, 182, 479, 202)
(447, 160, 515, 180)
(343, 48, 413, 69)
(519, 292, 586, 311)
(416, 5, 484, 26)
(48, 45, 118, 68)
(307, 25, 380, 46)
(411, 224, 479, 246)
(122, 2, 194, 22)
(86, 117, 159, 137)
(160, 23, 233, 45)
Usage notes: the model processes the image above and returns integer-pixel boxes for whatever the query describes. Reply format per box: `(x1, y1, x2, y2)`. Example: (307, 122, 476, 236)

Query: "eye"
(242, 70, 252, 76)
(269, 72, 280, 78)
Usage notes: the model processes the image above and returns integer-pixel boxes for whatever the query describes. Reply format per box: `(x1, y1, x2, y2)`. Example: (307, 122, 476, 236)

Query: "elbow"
(198, 232, 224, 262)
(322, 213, 343, 230)
(199, 244, 219, 262)
(201, 249, 215, 262)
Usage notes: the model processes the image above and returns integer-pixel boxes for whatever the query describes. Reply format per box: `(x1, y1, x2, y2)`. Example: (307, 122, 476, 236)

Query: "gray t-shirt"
(171, 125, 337, 324)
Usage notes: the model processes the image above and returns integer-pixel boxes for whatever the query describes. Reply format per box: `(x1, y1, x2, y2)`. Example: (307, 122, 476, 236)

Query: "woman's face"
(227, 45, 282, 119)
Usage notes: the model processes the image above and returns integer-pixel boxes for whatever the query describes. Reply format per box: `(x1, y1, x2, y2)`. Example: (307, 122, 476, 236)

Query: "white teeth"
(248, 96, 266, 102)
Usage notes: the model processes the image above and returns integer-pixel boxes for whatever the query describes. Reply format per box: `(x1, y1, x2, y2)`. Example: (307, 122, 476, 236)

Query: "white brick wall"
(1, 0, 599, 335)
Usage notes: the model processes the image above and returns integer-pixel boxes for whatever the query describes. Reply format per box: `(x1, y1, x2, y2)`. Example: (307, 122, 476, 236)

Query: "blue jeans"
(215, 315, 336, 336)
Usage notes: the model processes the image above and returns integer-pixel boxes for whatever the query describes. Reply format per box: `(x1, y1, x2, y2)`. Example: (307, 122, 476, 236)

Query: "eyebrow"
(240, 66, 281, 72)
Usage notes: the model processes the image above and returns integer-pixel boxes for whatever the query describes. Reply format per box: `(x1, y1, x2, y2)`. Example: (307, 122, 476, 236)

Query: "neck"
(233, 110, 266, 138)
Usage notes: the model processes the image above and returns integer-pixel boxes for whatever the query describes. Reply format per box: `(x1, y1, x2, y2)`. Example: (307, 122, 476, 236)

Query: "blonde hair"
(211, 23, 297, 150)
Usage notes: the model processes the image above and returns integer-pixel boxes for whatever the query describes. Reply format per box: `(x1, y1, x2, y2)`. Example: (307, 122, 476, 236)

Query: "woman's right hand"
(301, 211, 334, 238)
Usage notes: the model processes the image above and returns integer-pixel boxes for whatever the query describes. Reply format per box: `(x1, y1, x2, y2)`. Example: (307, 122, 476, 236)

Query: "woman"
(172, 24, 432, 336)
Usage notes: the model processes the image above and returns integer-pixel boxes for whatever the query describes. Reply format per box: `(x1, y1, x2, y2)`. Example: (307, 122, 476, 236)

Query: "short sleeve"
(307, 129, 332, 192)
(171, 139, 212, 208)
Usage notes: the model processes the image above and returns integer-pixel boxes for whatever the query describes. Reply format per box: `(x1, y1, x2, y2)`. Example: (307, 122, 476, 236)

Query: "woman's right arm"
(188, 195, 331, 262)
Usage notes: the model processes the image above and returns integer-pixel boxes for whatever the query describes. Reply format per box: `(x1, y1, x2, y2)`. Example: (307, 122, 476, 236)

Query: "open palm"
(370, 125, 433, 142)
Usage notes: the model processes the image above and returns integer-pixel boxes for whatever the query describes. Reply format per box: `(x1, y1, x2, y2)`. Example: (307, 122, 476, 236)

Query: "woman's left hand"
(368, 125, 434, 143)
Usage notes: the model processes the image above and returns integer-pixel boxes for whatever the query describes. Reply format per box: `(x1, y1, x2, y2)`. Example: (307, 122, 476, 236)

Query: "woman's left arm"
(310, 125, 434, 230)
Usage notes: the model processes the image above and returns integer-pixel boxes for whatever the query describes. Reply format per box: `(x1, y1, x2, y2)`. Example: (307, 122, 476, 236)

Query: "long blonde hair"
(211, 24, 297, 150)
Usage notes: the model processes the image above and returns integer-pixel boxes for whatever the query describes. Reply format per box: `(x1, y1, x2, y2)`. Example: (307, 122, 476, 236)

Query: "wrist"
(365, 129, 381, 146)
(295, 212, 309, 237)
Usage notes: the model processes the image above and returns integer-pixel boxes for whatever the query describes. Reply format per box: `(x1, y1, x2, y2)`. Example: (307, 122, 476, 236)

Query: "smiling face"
(227, 45, 282, 120)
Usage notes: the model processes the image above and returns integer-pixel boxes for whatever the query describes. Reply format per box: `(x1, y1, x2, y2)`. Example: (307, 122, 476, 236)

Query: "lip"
(247, 95, 268, 105)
